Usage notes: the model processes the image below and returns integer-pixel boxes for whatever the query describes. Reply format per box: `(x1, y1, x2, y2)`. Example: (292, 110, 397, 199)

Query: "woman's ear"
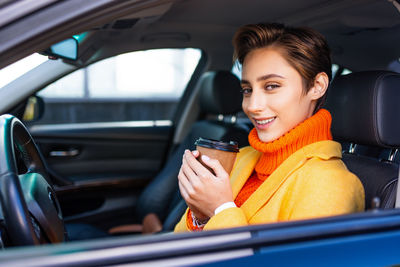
(308, 72, 329, 100)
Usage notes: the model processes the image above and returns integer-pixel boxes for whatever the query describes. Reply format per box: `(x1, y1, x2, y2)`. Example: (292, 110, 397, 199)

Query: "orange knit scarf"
(234, 108, 333, 207)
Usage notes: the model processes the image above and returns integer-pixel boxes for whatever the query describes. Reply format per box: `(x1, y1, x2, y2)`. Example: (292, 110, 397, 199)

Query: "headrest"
(326, 71, 400, 148)
(198, 71, 243, 115)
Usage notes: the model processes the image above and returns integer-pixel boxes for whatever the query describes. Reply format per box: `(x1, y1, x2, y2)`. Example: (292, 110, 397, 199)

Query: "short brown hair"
(233, 23, 332, 112)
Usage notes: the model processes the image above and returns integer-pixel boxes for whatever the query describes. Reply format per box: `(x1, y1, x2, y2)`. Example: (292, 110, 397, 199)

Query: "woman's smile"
(253, 116, 276, 129)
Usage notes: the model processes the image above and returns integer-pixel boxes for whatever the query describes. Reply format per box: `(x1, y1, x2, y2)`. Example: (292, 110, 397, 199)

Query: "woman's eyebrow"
(241, 74, 285, 84)
(256, 74, 285, 81)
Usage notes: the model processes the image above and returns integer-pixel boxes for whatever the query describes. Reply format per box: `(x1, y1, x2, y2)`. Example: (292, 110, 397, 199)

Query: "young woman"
(175, 23, 365, 232)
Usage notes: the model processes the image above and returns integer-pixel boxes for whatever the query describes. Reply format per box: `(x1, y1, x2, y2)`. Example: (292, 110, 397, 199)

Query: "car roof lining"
(1, 0, 400, 72)
(69, 0, 400, 72)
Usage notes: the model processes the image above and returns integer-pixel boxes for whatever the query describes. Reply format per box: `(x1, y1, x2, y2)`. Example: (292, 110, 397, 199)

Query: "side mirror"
(42, 37, 78, 61)
(22, 96, 45, 122)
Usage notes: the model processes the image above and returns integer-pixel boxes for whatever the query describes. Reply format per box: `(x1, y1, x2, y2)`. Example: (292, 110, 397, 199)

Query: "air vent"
(112, 19, 139, 29)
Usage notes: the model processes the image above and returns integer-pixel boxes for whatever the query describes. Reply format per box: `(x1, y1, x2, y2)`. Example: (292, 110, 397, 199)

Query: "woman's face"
(241, 47, 317, 143)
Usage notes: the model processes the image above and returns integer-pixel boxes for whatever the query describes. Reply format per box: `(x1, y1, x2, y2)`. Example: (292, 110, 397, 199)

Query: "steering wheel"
(0, 115, 64, 246)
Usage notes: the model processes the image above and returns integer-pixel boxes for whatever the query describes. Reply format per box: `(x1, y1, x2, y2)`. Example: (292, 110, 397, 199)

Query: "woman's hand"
(178, 150, 234, 219)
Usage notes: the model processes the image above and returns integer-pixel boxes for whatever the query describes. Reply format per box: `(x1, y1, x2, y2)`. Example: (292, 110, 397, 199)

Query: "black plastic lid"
(195, 137, 239, 152)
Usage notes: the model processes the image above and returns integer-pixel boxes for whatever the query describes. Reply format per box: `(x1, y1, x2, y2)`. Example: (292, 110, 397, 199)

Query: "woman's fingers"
(178, 180, 195, 208)
(181, 157, 204, 190)
(178, 171, 201, 209)
(178, 180, 188, 199)
(200, 155, 229, 179)
(179, 158, 206, 200)
(184, 150, 203, 169)
(181, 156, 198, 179)
(192, 150, 200, 158)
(184, 150, 214, 179)
(178, 167, 194, 197)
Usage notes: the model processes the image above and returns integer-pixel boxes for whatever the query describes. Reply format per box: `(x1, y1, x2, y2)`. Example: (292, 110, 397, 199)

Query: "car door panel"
(28, 122, 172, 226)
(30, 123, 171, 179)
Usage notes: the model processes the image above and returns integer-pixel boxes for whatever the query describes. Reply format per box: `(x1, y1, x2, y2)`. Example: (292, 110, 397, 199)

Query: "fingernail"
(193, 150, 199, 156)
(202, 155, 210, 161)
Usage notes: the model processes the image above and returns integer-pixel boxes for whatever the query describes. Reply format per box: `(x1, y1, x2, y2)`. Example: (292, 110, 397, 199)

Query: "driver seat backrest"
(325, 71, 400, 210)
(134, 70, 250, 231)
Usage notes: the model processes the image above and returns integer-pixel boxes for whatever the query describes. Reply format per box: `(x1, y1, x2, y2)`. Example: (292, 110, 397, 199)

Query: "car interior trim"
(0, 0, 57, 28)
(30, 120, 173, 132)
(3, 210, 400, 265)
(54, 176, 150, 195)
(1, 231, 252, 266)
(115, 249, 254, 266)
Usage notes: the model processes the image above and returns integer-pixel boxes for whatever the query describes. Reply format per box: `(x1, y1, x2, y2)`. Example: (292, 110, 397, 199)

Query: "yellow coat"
(174, 140, 365, 232)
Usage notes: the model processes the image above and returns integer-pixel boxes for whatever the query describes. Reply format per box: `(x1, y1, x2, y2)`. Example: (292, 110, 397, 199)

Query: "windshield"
(0, 53, 48, 89)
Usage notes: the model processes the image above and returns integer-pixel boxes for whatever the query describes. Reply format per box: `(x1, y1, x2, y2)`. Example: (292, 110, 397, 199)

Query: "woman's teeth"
(256, 117, 275, 125)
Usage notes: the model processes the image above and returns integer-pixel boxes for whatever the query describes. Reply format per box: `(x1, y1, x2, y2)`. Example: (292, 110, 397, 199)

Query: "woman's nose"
(247, 91, 265, 113)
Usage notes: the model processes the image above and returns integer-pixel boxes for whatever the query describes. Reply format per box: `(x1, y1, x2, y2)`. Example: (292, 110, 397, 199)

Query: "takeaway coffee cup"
(195, 137, 239, 175)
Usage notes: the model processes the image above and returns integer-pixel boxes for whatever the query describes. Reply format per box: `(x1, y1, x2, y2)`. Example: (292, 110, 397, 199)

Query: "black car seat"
(325, 70, 400, 210)
(133, 70, 250, 232)
(375, 147, 400, 208)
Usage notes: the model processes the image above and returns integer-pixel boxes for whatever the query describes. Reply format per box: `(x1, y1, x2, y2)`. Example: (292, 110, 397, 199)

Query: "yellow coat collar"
(230, 140, 342, 220)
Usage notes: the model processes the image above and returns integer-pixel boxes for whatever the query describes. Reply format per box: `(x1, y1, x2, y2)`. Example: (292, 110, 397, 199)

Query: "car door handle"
(49, 149, 80, 157)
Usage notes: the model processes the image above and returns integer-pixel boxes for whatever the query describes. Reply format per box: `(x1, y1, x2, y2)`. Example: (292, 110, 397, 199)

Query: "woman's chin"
(256, 130, 280, 143)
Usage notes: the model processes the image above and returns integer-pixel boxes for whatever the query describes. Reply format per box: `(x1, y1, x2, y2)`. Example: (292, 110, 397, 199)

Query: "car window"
(32, 48, 201, 125)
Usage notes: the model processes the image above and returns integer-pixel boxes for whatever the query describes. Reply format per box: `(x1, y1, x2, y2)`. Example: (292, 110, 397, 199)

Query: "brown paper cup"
(195, 138, 239, 175)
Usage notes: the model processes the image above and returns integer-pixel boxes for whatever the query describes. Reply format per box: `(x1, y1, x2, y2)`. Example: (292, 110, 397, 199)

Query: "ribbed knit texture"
(250, 108, 332, 180)
(187, 109, 332, 230)
(234, 109, 332, 207)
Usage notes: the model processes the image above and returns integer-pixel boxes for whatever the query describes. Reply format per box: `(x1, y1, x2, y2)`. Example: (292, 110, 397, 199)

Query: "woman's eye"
(240, 88, 252, 95)
(265, 84, 280, 90)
